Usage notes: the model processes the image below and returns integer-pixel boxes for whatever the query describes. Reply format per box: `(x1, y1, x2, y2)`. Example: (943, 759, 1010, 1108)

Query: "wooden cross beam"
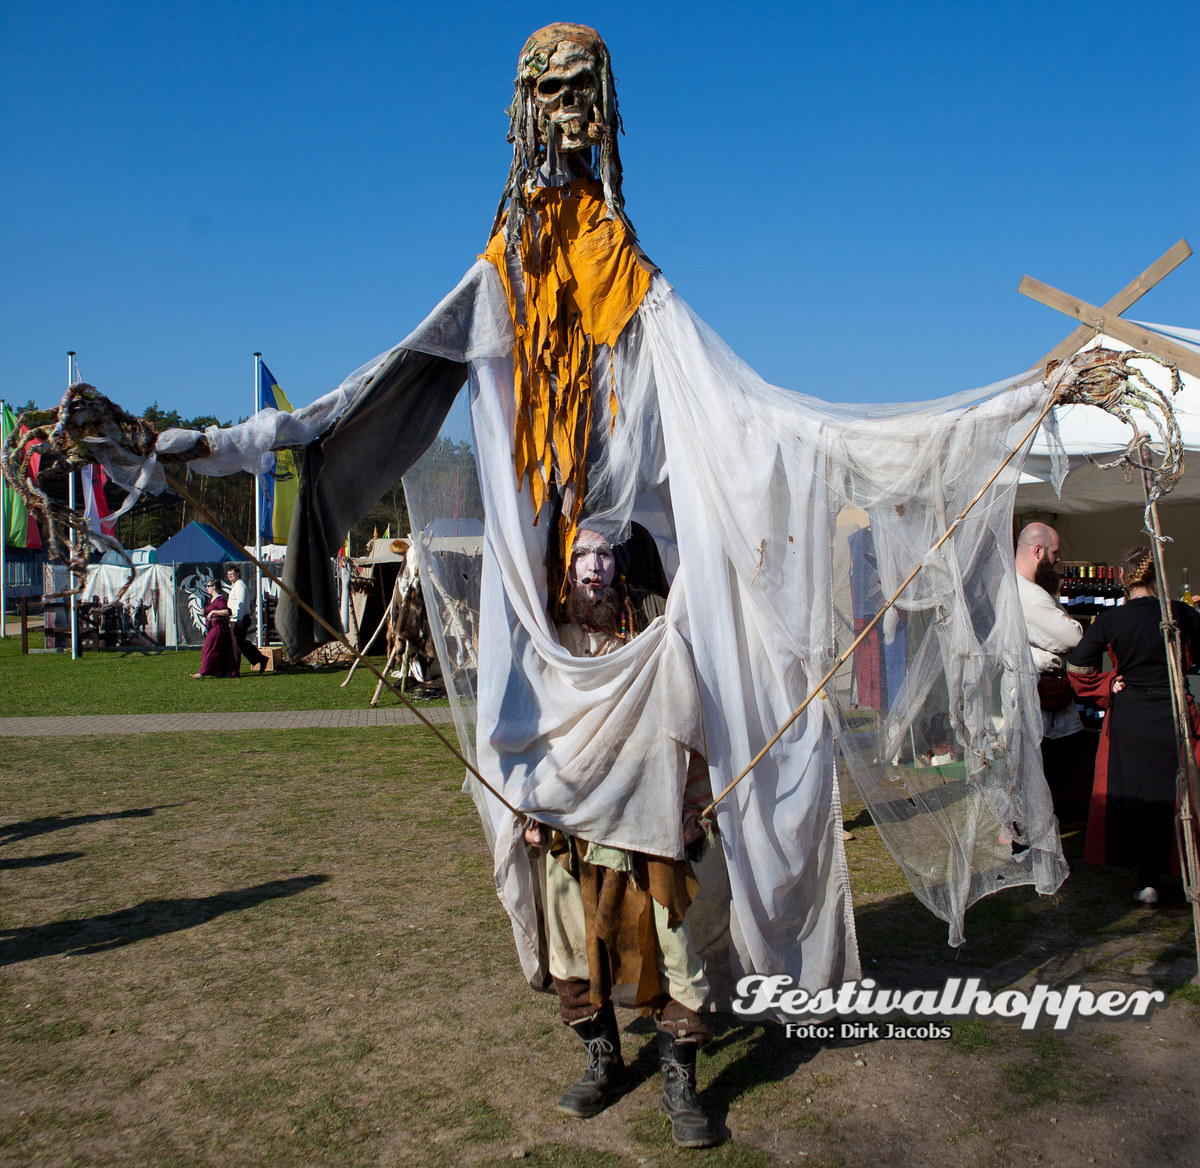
(1018, 239, 1200, 379)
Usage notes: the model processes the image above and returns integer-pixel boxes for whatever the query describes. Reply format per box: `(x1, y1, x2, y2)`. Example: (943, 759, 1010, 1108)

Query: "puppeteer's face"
(569, 529, 615, 599)
(534, 42, 601, 153)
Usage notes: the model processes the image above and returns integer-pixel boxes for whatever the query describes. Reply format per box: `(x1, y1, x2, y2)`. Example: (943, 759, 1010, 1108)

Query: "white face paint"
(569, 528, 615, 599)
(534, 42, 601, 153)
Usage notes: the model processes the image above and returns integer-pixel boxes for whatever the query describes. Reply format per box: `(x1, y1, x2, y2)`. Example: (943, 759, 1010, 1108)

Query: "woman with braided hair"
(1067, 547, 1200, 904)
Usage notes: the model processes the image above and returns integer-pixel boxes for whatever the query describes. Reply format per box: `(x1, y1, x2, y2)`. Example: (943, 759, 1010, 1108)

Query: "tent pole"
(67, 353, 80, 659)
(1030, 240, 1191, 371)
(341, 591, 394, 687)
(253, 353, 264, 648)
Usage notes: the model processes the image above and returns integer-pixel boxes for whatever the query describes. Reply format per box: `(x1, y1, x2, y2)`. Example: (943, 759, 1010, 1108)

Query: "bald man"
(1015, 522, 1083, 766)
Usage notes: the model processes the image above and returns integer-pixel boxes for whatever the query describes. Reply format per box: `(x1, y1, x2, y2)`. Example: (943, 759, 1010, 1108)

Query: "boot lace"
(583, 1034, 616, 1076)
(661, 1053, 700, 1102)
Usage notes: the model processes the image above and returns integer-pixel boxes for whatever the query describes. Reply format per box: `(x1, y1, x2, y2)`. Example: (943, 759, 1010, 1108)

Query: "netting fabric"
(397, 262, 1067, 1002)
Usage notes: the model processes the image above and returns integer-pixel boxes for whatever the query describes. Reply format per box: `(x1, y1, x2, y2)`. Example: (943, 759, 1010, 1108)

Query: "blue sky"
(2, 1, 1196, 424)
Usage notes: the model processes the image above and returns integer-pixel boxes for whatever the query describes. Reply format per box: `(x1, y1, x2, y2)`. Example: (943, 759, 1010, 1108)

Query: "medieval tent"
(100, 544, 157, 565)
(155, 521, 247, 565)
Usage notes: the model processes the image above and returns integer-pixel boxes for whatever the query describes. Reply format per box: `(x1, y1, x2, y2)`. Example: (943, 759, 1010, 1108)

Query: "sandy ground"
(1, 730, 1198, 1167)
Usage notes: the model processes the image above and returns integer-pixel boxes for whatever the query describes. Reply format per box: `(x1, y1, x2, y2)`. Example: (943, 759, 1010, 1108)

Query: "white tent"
(1017, 323, 1200, 577)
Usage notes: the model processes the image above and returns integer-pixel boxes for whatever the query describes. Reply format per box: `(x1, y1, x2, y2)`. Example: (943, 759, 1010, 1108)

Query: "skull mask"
(495, 24, 629, 240)
(533, 41, 602, 154)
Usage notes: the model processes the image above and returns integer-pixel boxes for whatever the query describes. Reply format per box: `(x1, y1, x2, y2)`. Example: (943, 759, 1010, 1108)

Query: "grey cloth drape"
(278, 346, 467, 658)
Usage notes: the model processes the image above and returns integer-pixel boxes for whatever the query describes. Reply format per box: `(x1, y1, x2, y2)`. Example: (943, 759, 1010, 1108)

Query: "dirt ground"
(1, 729, 1198, 1168)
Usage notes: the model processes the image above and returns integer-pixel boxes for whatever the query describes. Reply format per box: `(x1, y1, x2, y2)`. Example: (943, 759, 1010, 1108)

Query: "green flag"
(1, 403, 29, 548)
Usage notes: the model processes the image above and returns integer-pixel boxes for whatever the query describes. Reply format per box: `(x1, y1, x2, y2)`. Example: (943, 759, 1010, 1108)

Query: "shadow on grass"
(843, 806, 876, 833)
(0, 874, 330, 966)
(0, 804, 190, 846)
(0, 851, 85, 871)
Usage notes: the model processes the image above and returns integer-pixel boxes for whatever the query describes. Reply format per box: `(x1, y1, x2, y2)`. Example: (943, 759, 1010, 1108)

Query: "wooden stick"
(1019, 275, 1200, 379)
(1031, 239, 1192, 370)
(398, 640, 414, 694)
(161, 470, 522, 818)
(342, 598, 392, 687)
(702, 393, 1059, 818)
(370, 644, 400, 708)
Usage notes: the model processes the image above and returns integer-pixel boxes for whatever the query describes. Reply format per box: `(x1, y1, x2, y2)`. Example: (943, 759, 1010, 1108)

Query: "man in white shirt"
(1015, 523, 1082, 735)
(224, 565, 268, 673)
(1015, 523, 1086, 822)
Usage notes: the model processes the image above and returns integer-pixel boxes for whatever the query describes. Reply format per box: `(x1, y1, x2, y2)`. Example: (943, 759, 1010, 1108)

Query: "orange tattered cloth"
(483, 179, 653, 565)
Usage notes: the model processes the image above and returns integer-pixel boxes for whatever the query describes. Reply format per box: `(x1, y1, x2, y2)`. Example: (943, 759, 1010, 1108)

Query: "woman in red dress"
(1067, 547, 1200, 905)
(192, 580, 238, 678)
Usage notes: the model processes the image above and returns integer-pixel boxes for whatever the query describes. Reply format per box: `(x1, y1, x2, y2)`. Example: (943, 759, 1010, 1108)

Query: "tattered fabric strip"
(483, 178, 652, 582)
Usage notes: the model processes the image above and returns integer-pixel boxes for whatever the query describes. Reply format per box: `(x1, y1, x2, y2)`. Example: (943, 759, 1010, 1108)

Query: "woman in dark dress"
(192, 581, 238, 678)
(1067, 547, 1200, 905)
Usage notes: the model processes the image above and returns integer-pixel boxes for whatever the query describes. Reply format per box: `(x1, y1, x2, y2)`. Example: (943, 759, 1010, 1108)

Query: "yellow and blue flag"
(258, 363, 299, 544)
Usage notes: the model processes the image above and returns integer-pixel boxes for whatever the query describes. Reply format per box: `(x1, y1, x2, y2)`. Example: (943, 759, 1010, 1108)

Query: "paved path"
(0, 707, 457, 737)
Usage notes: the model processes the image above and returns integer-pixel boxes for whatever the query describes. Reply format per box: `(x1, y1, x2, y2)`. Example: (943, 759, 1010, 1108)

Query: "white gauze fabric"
(398, 261, 1067, 1004)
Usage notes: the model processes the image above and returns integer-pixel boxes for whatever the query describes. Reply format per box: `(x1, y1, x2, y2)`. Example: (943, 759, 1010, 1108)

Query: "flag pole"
(67, 352, 79, 660)
(340, 529, 351, 634)
(253, 352, 264, 648)
(0, 397, 7, 639)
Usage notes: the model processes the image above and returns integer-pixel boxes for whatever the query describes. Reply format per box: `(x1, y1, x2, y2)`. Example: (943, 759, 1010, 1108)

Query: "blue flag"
(258, 363, 297, 544)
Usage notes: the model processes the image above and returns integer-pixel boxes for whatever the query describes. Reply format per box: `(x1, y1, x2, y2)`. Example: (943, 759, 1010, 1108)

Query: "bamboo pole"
(702, 391, 1059, 819)
(160, 469, 521, 818)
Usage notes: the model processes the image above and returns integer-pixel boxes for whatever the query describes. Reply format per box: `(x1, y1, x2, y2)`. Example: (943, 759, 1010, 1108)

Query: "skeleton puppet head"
(523, 30, 603, 154)
(492, 23, 629, 238)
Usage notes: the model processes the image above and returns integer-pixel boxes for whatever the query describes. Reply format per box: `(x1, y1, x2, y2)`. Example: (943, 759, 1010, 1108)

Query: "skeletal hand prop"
(0, 383, 210, 600)
(1047, 347, 1184, 540)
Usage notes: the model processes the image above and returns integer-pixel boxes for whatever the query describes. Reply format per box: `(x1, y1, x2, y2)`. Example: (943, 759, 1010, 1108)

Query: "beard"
(566, 583, 620, 633)
(1034, 555, 1060, 597)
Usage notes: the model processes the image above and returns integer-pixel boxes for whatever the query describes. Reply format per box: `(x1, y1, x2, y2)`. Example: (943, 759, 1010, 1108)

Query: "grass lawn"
(0, 634, 446, 717)
(3, 716, 1199, 1166)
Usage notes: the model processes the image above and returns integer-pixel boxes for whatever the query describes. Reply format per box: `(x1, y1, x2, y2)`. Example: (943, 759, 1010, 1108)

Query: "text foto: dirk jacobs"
(786, 1021, 951, 1041)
